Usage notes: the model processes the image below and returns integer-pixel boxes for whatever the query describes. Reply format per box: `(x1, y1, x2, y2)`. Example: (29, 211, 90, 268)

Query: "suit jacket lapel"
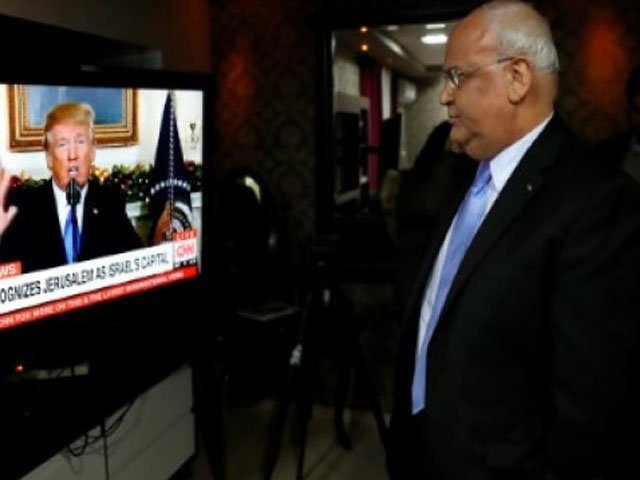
(81, 184, 99, 258)
(400, 156, 475, 350)
(43, 181, 68, 263)
(434, 115, 567, 336)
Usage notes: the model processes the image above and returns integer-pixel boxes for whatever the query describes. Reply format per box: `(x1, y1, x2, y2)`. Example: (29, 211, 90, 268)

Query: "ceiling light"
(360, 26, 368, 33)
(374, 31, 404, 56)
(426, 23, 446, 30)
(360, 43, 369, 52)
(421, 33, 448, 45)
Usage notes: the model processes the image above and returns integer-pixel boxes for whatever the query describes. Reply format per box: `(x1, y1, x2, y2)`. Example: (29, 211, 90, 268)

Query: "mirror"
(326, 17, 463, 237)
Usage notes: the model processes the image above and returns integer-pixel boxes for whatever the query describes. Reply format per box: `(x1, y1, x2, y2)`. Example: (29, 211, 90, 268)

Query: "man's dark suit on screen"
(0, 180, 142, 273)
(388, 115, 640, 479)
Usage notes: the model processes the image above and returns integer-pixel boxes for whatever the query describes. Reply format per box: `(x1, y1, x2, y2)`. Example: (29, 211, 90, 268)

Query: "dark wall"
(542, 0, 640, 141)
(0, 13, 161, 69)
(210, 0, 318, 245)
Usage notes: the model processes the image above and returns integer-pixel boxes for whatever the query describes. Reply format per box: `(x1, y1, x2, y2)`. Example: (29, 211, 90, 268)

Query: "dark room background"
(3, 0, 639, 258)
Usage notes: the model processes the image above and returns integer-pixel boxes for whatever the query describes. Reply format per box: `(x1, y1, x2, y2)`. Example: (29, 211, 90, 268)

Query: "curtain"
(359, 56, 382, 193)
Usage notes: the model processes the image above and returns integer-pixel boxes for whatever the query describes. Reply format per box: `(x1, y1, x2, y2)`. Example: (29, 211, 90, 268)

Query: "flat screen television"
(0, 66, 213, 379)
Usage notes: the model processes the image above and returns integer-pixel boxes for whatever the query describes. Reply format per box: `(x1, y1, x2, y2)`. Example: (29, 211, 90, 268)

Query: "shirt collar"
(487, 113, 553, 193)
(52, 180, 89, 233)
(52, 179, 88, 208)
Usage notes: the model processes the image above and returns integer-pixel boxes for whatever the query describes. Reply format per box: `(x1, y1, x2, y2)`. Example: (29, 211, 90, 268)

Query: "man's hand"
(0, 168, 18, 236)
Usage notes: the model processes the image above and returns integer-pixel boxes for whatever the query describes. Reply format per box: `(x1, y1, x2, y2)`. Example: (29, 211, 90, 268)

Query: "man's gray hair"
(477, 0, 560, 73)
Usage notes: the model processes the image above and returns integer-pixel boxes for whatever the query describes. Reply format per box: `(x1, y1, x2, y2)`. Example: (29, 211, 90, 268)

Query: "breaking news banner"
(0, 229, 199, 330)
(173, 228, 198, 267)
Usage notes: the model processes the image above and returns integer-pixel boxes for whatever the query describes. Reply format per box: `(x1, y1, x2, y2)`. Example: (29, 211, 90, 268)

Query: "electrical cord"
(100, 420, 110, 480)
(65, 401, 134, 459)
(66, 433, 89, 457)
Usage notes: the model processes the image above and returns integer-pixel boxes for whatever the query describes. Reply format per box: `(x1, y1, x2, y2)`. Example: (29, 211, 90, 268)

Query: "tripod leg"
(295, 400, 312, 480)
(293, 337, 320, 480)
(333, 346, 353, 450)
(353, 335, 389, 451)
(261, 387, 291, 480)
(192, 335, 227, 480)
(261, 341, 302, 480)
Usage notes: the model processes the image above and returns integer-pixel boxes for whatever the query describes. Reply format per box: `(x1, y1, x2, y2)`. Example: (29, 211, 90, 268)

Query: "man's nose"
(68, 143, 78, 160)
(440, 81, 454, 106)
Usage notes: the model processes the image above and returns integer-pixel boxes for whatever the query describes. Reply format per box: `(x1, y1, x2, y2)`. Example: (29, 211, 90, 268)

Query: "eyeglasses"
(442, 56, 515, 89)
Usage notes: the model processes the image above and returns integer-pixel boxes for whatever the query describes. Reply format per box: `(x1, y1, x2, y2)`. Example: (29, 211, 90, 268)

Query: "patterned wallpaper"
(209, 0, 640, 242)
(209, 0, 318, 242)
(541, 0, 640, 143)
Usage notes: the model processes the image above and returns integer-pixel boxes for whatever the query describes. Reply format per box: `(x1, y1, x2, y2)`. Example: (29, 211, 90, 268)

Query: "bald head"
(440, 0, 559, 160)
(463, 0, 559, 104)
(475, 1, 559, 74)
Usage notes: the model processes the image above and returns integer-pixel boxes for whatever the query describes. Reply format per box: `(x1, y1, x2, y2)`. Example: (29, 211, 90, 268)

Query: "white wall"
(331, 47, 447, 171)
(404, 76, 447, 169)
(0, 87, 204, 180)
(333, 48, 360, 97)
(0, 0, 211, 73)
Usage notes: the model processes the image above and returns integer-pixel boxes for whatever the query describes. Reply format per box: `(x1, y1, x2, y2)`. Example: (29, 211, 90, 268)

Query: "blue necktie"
(411, 162, 492, 414)
(63, 206, 80, 263)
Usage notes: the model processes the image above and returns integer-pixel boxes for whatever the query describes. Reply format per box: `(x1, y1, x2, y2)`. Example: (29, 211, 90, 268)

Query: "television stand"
(6, 362, 90, 382)
(11, 364, 194, 480)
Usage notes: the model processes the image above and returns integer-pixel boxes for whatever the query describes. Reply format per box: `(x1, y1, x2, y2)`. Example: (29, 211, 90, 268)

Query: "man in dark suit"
(388, 1, 640, 478)
(0, 102, 142, 273)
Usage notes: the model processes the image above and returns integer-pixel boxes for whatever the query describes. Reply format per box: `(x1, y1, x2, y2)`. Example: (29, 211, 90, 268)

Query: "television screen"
(0, 70, 209, 335)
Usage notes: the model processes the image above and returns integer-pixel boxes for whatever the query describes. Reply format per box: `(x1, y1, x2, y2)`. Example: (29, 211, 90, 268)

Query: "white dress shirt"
(416, 114, 553, 352)
(52, 181, 88, 237)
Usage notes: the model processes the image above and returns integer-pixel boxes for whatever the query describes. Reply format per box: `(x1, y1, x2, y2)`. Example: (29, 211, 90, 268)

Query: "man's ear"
(45, 152, 53, 171)
(506, 58, 533, 104)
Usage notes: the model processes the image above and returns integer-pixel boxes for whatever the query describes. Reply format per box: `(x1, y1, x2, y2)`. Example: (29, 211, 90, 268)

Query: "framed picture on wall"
(7, 85, 138, 151)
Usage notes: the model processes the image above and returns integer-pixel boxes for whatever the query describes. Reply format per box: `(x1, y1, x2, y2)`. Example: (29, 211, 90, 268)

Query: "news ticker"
(0, 229, 199, 330)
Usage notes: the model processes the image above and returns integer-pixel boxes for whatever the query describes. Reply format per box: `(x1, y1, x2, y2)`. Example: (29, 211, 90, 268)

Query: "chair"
(211, 170, 387, 480)
(194, 168, 300, 479)
(214, 166, 299, 390)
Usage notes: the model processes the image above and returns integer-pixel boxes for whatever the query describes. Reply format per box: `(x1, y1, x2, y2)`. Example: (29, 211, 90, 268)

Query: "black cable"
(66, 401, 134, 459)
(59, 362, 134, 476)
(66, 434, 90, 457)
(102, 401, 134, 437)
(100, 420, 110, 480)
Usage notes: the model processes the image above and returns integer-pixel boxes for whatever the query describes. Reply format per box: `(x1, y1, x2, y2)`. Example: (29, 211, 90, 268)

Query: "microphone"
(66, 178, 80, 206)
